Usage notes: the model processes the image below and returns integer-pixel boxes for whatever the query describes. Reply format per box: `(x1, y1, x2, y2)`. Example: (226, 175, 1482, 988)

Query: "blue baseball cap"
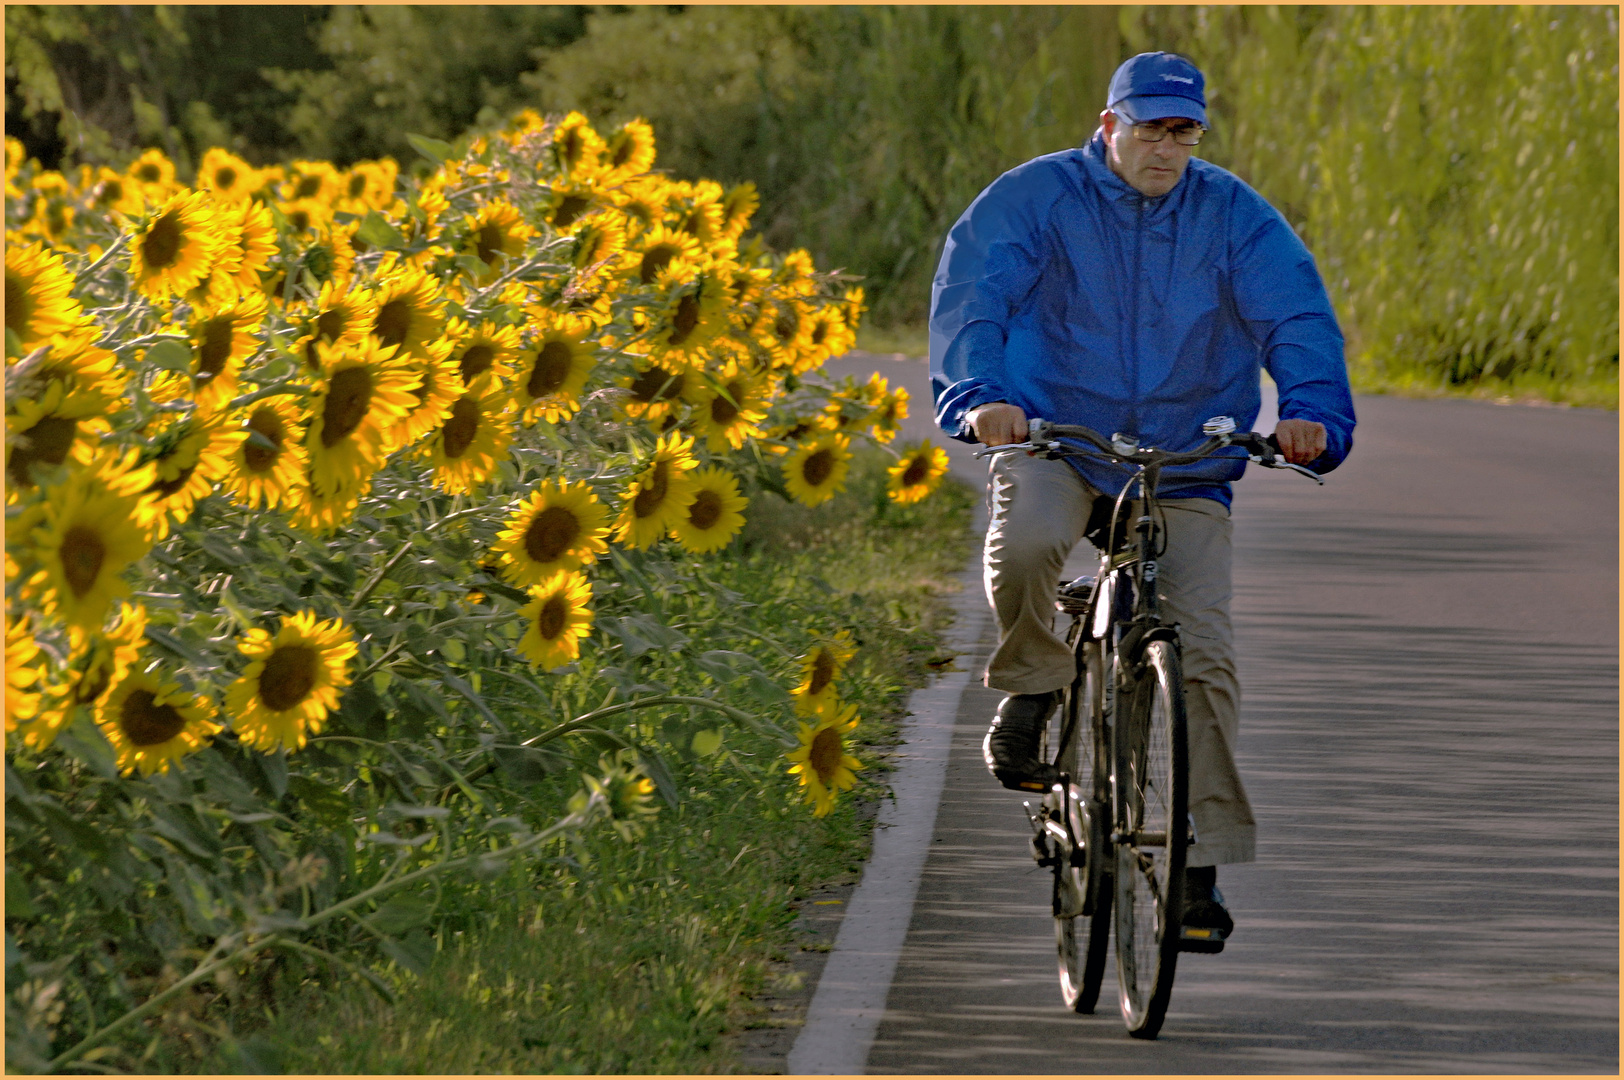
(1107, 52, 1207, 126)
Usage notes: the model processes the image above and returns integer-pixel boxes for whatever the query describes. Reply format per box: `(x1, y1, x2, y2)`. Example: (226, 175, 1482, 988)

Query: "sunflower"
(421, 380, 513, 496)
(5, 327, 123, 482)
(5, 136, 26, 198)
(616, 360, 700, 426)
(141, 412, 247, 539)
(224, 610, 355, 753)
(551, 111, 606, 182)
(386, 334, 461, 449)
(786, 703, 864, 817)
(197, 148, 259, 203)
(285, 222, 356, 295)
(540, 183, 603, 234)
(868, 382, 910, 446)
(888, 441, 951, 505)
(85, 166, 146, 218)
(97, 669, 220, 776)
(125, 148, 178, 201)
(285, 478, 365, 535)
(568, 214, 628, 279)
(444, 317, 520, 385)
(783, 431, 853, 508)
(610, 175, 671, 237)
(24, 603, 148, 751)
(281, 159, 340, 205)
(127, 190, 228, 301)
(224, 397, 307, 510)
(791, 631, 856, 717)
(517, 569, 595, 670)
(336, 159, 398, 215)
(645, 271, 730, 365)
(186, 289, 266, 410)
(515, 314, 596, 424)
(626, 223, 704, 286)
(495, 478, 611, 585)
(222, 200, 279, 296)
(692, 364, 769, 453)
(292, 278, 375, 374)
(304, 336, 421, 496)
(758, 294, 816, 371)
(719, 181, 759, 241)
(773, 249, 819, 297)
(19, 449, 157, 633)
(5, 389, 100, 492)
(612, 431, 700, 549)
(602, 118, 657, 183)
(668, 466, 747, 554)
(23, 190, 74, 246)
(804, 302, 857, 367)
(367, 266, 446, 359)
(667, 180, 727, 250)
(5, 614, 41, 735)
(6, 241, 83, 348)
(462, 200, 533, 281)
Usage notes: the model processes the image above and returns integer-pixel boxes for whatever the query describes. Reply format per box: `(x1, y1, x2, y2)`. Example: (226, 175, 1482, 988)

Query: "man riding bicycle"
(929, 52, 1356, 949)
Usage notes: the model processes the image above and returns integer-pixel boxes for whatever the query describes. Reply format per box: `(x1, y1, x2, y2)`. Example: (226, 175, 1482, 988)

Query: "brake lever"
(1249, 455, 1325, 484)
(973, 441, 1039, 460)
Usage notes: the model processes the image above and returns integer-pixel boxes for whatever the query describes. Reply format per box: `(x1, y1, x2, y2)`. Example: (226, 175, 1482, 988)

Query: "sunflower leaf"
(694, 650, 764, 683)
(142, 337, 193, 373)
(405, 133, 455, 165)
(380, 930, 435, 976)
(635, 746, 682, 808)
(370, 895, 434, 936)
(354, 211, 403, 250)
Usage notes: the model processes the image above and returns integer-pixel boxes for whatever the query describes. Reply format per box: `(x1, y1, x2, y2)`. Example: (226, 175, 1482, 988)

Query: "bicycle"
(975, 415, 1323, 1038)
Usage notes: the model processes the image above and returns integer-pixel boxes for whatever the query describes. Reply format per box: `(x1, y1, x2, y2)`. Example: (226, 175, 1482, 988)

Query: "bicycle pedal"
(1177, 926, 1227, 954)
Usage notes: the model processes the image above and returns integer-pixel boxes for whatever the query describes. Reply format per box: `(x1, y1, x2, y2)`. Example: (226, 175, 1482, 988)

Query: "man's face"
(1100, 109, 1198, 198)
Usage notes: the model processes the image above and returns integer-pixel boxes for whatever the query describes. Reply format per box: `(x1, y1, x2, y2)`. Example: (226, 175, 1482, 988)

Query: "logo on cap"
(1161, 74, 1195, 84)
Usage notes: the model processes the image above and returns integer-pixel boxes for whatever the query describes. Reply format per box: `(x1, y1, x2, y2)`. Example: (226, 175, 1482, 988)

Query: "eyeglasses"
(1114, 113, 1206, 146)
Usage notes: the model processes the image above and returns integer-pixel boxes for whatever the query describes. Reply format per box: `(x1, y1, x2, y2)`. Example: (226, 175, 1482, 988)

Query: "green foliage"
(1125, 4, 1619, 399)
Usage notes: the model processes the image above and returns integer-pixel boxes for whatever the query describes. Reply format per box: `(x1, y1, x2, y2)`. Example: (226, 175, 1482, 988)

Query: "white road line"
(787, 554, 989, 1075)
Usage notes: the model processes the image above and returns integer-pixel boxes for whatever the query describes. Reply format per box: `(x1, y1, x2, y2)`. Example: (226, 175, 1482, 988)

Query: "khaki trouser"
(982, 452, 1256, 866)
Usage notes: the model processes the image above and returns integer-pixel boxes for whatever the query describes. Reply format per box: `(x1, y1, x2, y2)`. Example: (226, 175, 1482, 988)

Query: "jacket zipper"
(1128, 195, 1145, 437)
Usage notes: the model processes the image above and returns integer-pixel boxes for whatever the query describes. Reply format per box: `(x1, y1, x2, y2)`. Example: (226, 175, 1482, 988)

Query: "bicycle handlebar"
(971, 416, 1325, 484)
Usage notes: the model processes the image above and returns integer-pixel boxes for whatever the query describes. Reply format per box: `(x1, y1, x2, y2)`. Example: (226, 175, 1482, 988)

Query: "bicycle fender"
(1119, 623, 1179, 668)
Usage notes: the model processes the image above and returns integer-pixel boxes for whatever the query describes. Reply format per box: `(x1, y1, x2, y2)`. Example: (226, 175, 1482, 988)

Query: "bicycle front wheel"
(1054, 637, 1112, 1012)
(1113, 637, 1189, 1039)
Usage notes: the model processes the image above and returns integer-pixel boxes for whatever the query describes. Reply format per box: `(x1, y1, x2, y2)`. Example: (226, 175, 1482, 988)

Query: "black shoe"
(1179, 865, 1233, 953)
(982, 691, 1061, 792)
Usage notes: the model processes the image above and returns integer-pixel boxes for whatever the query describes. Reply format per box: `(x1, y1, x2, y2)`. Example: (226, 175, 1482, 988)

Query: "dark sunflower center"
(638, 245, 676, 285)
(60, 523, 107, 599)
(667, 293, 700, 345)
(774, 309, 798, 343)
(688, 488, 723, 530)
(809, 650, 837, 696)
(573, 228, 606, 269)
(101, 179, 125, 205)
(536, 595, 568, 641)
(801, 448, 834, 488)
(5, 270, 32, 334)
(72, 659, 112, 706)
(528, 342, 573, 397)
(628, 366, 683, 404)
(315, 308, 346, 343)
(610, 137, 634, 168)
(196, 316, 235, 379)
(560, 129, 583, 168)
(243, 407, 285, 473)
(294, 175, 322, 199)
(902, 455, 930, 487)
(259, 644, 319, 711)
(442, 395, 480, 459)
(458, 344, 495, 381)
(524, 506, 581, 564)
(321, 365, 373, 446)
(214, 166, 237, 191)
(142, 211, 183, 270)
(811, 320, 829, 346)
(475, 224, 508, 268)
(136, 163, 161, 183)
(809, 726, 843, 781)
(348, 174, 367, 198)
(552, 195, 589, 229)
(46, 204, 68, 234)
(375, 298, 411, 349)
(8, 415, 77, 487)
(120, 688, 188, 747)
(150, 463, 199, 498)
(710, 384, 742, 425)
(632, 461, 670, 518)
(288, 208, 312, 234)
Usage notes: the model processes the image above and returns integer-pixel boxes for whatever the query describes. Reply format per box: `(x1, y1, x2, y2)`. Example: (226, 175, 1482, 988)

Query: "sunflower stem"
(75, 232, 131, 286)
(350, 540, 416, 610)
(228, 379, 309, 410)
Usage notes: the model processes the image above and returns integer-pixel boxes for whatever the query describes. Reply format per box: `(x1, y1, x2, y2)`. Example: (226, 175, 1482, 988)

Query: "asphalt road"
(813, 354, 1618, 1074)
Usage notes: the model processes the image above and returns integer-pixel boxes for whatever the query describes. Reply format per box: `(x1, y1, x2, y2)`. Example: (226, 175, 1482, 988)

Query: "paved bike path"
(795, 360, 1618, 1074)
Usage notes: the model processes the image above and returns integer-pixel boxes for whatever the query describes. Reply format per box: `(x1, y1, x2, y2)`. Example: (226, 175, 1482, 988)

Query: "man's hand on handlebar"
(967, 402, 1029, 446)
(1271, 418, 1326, 466)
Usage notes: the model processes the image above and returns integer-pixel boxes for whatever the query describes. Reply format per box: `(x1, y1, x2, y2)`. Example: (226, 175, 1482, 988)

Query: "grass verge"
(169, 451, 976, 1074)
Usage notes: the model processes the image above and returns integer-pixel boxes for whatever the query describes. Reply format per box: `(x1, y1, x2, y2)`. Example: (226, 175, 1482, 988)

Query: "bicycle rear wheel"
(1053, 638, 1112, 1013)
(1113, 637, 1189, 1039)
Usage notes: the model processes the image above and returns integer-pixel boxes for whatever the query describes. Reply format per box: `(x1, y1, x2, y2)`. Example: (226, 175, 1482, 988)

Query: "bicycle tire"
(1112, 637, 1189, 1039)
(1053, 638, 1112, 1013)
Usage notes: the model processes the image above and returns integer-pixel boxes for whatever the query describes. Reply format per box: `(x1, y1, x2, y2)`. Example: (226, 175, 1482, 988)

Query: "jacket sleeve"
(1229, 201, 1357, 473)
(929, 170, 1051, 442)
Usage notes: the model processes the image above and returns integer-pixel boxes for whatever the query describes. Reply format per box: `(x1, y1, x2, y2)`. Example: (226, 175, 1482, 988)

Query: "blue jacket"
(930, 130, 1356, 506)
